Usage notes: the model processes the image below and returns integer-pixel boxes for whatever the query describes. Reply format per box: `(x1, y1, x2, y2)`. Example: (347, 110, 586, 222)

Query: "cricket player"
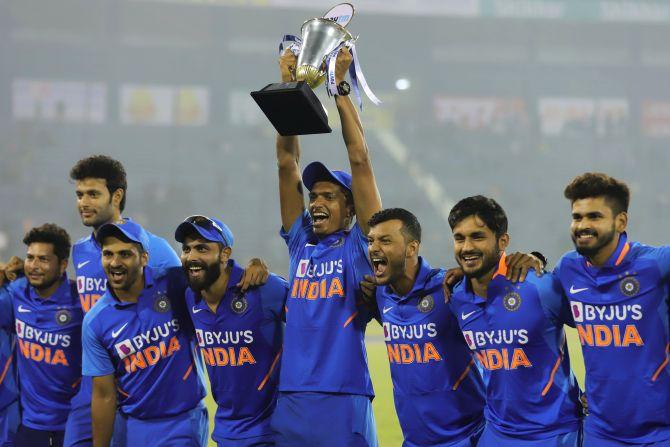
(82, 220, 208, 447)
(0, 224, 83, 447)
(366, 208, 486, 446)
(555, 173, 670, 446)
(176, 215, 287, 446)
(66, 155, 181, 447)
(448, 196, 583, 447)
(270, 47, 382, 446)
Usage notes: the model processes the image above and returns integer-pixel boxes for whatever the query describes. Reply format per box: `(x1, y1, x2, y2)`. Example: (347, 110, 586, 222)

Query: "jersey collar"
(381, 257, 432, 302)
(28, 274, 69, 303)
(583, 232, 630, 272)
(192, 259, 244, 313)
(463, 253, 507, 305)
(110, 266, 156, 308)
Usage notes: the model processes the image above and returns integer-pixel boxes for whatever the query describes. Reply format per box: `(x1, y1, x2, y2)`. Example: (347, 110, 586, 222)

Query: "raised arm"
(334, 48, 382, 235)
(91, 374, 116, 447)
(276, 49, 306, 231)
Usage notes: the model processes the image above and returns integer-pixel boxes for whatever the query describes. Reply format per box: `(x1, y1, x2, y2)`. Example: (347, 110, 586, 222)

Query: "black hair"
(368, 208, 422, 243)
(448, 195, 508, 238)
(23, 223, 71, 261)
(70, 155, 128, 212)
(564, 172, 630, 215)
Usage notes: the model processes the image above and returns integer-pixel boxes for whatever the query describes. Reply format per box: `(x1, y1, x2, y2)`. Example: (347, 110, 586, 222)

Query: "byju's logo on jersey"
(383, 322, 391, 341)
(296, 260, 310, 278)
(195, 329, 204, 347)
(462, 330, 476, 350)
(15, 319, 25, 338)
(570, 301, 584, 322)
(115, 340, 135, 360)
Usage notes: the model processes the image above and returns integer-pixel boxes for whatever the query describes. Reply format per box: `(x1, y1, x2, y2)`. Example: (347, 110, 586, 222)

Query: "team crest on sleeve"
(503, 292, 521, 311)
(231, 295, 248, 314)
(153, 294, 171, 313)
(570, 301, 584, 322)
(619, 276, 640, 297)
(417, 295, 434, 313)
(55, 309, 72, 326)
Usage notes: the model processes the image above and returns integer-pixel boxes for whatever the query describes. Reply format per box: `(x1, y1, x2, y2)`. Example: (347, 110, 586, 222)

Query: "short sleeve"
(651, 245, 670, 282)
(537, 272, 574, 328)
(82, 315, 115, 377)
(279, 211, 312, 257)
(147, 234, 181, 272)
(0, 286, 13, 330)
(260, 274, 289, 323)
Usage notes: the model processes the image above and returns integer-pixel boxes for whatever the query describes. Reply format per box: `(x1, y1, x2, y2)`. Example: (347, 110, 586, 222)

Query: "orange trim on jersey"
(652, 343, 670, 382)
(452, 359, 474, 391)
(257, 349, 283, 391)
(541, 355, 562, 396)
(117, 387, 130, 398)
(0, 339, 16, 386)
(614, 242, 630, 266)
(182, 364, 193, 381)
(71, 377, 82, 389)
(343, 311, 359, 328)
(491, 253, 508, 279)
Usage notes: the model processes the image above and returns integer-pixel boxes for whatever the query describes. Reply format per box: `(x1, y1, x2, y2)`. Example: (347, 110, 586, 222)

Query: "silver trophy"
(251, 3, 357, 136)
(296, 17, 354, 88)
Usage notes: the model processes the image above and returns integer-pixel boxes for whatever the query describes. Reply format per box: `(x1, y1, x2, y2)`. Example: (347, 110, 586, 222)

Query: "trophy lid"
(322, 3, 355, 27)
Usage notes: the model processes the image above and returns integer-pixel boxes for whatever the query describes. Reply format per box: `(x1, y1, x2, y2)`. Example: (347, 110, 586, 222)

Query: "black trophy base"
(251, 81, 331, 136)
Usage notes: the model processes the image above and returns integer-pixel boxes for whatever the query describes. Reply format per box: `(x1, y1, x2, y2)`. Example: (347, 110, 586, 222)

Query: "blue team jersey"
(0, 276, 83, 430)
(279, 211, 374, 396)
(186, 260, 287, 443)
(0, 286, 17, 414)
(377, 258, 485, 446)
(451, 254, 582, 440)
(82, 266, 206, 419)
(71, 220, 180, 409)
(555, 232, 670, 444)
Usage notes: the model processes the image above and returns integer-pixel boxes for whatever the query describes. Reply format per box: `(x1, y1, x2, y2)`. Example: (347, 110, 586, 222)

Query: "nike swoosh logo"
(17, 305, 31, 313)
(192, 306, 203, 314)
(383, 306, 393, 314)
(111, 323, 129, 338)
(570, 286, 589, 294)
(77, 260, 91, 269)
(461, 310, 476, 320)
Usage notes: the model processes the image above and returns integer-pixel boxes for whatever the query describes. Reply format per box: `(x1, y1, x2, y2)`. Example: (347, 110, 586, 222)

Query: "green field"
(205, 324, 585, 447)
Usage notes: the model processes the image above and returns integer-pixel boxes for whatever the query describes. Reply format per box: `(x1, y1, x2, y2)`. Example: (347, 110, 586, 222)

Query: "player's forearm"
(91, 391, 116, 447)
(335, 95, 368, 166)
(276, 134, 301, 168)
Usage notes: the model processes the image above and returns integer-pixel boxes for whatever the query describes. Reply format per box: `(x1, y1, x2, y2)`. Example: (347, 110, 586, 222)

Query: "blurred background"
(1, 0, 669, 444)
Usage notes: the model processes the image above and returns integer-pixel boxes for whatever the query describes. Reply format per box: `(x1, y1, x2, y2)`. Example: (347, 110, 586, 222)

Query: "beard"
(572, 224, 616, 259)
(184, 260, 221, 292)
(459, 248, 501, 280)
(28, 272, 61, 292)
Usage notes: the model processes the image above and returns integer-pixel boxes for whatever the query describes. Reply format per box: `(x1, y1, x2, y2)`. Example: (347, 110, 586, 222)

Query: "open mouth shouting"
(370, 255, 388, 278)
(185, 262, 207, 280)
(107, 268, 128, 284)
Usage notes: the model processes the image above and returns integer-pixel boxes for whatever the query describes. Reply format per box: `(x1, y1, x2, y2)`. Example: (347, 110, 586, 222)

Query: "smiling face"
(570, 196, 626, 260)
(101, 236, 147, 293)
(452, 215, 508, 279)
(180, 235, 229, 292)
(24, 242, 67, 292)
(367, 219, 417, 286)
(308, 181, 353, 236)
(75, 178, 123, 228)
